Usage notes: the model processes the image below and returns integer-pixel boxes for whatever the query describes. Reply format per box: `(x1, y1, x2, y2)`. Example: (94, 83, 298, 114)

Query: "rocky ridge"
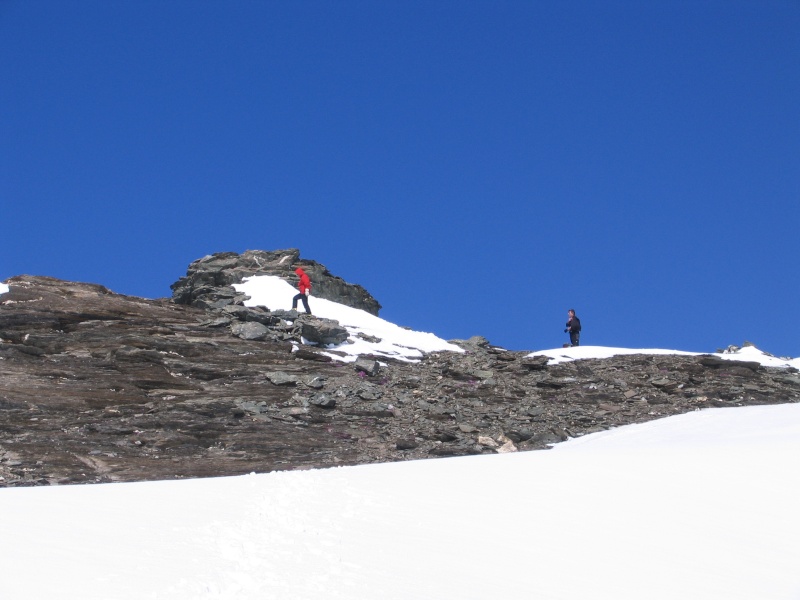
(170, 249, 381, 315)
(1, 256, 798, 487)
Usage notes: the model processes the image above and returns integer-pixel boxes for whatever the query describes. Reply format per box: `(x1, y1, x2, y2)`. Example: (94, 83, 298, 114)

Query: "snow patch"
(234, 275, 463, 362)
(528, 344, 798, 369)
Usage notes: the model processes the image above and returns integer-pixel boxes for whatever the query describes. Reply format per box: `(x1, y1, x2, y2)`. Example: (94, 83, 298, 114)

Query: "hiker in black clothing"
(565, 309, 581, 347)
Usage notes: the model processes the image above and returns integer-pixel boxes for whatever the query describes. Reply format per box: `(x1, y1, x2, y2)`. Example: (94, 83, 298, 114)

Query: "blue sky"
(2, 1, 798, 356)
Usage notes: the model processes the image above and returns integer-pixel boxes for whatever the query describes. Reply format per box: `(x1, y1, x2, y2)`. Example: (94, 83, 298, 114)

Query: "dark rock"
(356, 385, 382, 400)
(646, 396, 669, 404)
(296, 315, 349, 345)
(520, 356, 550, 371)
(450, 336, 491, 350)
(265, 371, 301, 386)
(396, 439, 419, 450)
(698, 355, 761, 371)
(356, 332, 382, 343)
(231, 321, 270, 341)
(774, 375, 800, 387)
(12, 344, 46, 356)
(304, 376, 326, 389)
(308, 394, 336, 409)
(536, 377, 571, 389)
(402, 376, 422, 388)
(199, 316, 233, 328)
(434, 431, 458, 442)
(354, 357, 380, 377)
(294, 348, 333, 362)
(221, 305, 276, 325)
(270, 309, 299, 319)
(170, 249, 382, 315)
(504, 429, 534, 443)
(238, 401, 267, 415)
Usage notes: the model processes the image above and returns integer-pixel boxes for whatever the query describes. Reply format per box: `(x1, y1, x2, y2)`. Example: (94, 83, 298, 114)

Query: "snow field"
(1, 403, 799, 599)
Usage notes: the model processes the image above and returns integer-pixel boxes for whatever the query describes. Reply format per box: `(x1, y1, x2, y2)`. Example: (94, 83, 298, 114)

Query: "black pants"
(570, 331, 580, 347)
(292, 293, 311, 314)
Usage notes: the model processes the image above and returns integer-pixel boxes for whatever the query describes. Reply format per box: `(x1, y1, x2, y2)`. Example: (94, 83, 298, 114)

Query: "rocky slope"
(1, 253, 798, 487)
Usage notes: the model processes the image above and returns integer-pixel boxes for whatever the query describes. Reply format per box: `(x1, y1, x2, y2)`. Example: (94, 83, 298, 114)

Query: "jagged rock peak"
(170, 249, 382, 315)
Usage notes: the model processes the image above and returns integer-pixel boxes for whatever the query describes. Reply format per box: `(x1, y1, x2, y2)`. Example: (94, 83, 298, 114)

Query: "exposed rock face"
(294, 315, 349, 345)
(170, 249, 381, 315)
(1, 273, 798, 488)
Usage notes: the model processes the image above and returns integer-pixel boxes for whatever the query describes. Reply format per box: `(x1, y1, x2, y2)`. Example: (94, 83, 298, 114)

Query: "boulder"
(396, 439, 419, 451)
(296, 316, 349, 346)
(354, 357, 380, 377)
(230, 321, 270, 341)
(265, 371, 301, 386)
(308, 393, 336, 409)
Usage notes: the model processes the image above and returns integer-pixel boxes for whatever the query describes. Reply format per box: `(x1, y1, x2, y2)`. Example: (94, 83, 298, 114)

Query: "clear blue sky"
(2, 1, 798, 356)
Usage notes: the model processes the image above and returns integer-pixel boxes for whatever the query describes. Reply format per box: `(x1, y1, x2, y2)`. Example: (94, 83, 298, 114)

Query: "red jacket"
(295, 268, 311, 294)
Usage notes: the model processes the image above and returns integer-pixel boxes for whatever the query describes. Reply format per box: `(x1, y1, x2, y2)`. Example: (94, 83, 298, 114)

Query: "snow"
(234, 274, 463, 362)
(236, 275, 800, 370)
(2, 273, 800, 598)
(528, 343, 800, 369)
(529, 344, 699, 364)
(0, 281, 9, 295)
(1, 403, 800, 600)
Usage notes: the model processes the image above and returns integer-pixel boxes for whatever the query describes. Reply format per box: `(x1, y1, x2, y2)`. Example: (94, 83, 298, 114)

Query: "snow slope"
(234, 275, 800, 369)
(234, 275, 463, 362)
(1, 403, 799, 600)
(528, 343, 800, 369)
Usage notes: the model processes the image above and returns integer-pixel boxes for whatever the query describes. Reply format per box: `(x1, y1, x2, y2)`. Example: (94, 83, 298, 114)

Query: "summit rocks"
(1, 261, 799, 487)
(170, 249, 381, 315)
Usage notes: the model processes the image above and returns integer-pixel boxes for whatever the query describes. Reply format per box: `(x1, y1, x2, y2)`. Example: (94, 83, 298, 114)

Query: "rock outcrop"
(1, 267, 798, 488)
(170, 249, 381, 315)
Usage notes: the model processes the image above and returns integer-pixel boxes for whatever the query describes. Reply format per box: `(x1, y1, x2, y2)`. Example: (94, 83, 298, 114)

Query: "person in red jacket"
(291, 267, 312, 314)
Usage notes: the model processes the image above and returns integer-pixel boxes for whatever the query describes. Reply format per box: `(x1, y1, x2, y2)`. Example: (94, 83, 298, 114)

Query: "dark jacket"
(566, 316, 581, 332)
